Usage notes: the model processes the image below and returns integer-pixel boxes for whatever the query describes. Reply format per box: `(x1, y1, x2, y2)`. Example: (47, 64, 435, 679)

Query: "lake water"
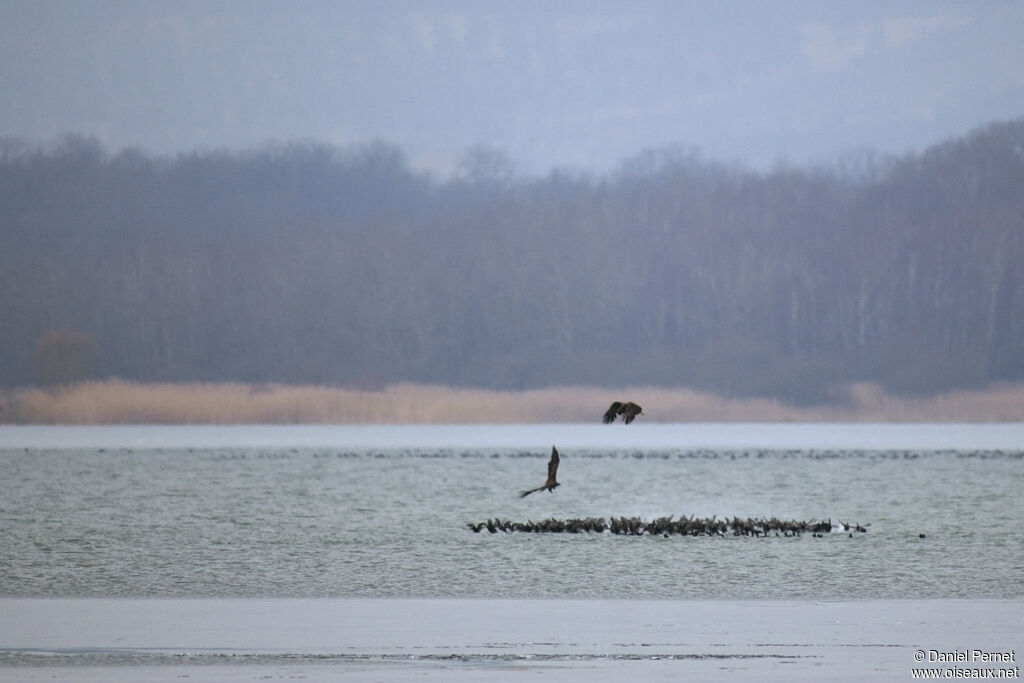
(1, 423, 1022, 680)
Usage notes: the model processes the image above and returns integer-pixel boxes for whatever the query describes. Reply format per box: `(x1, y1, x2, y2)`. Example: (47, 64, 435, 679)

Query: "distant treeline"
(2, 119, 1023, 403)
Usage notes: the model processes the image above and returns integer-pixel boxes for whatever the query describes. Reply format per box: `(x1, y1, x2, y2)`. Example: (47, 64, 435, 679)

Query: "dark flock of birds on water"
(470, 400, 871, 537)
(467, 515, 869, 537)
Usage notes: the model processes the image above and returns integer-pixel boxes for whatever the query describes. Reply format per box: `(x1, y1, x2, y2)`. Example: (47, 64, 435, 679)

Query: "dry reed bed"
(2, 379, 1024, 424)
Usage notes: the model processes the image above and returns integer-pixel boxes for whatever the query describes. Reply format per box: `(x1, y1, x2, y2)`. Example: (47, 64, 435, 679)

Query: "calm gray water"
(1, 424, 1022, 599)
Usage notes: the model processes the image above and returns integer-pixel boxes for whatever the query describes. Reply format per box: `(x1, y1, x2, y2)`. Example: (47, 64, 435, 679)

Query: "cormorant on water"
(519, 446, 560, 497)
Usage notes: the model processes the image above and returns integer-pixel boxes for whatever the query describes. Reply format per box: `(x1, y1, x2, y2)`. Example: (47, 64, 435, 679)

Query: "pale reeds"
(1, 379, 1023, 424)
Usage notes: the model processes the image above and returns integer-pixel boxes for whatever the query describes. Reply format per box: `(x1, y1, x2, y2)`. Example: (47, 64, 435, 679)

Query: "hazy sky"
(2, 0, 1023, 176)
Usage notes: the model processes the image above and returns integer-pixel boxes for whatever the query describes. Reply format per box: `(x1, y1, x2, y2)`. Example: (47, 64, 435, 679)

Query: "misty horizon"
(1, 124, 914, 182)
(3, 2, 1023, 177)
(8, 107, 1016, 186)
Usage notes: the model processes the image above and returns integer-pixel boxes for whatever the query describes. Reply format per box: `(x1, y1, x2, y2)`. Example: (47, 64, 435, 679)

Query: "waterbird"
(602, 401, 643, 424)
(463, 515, 863, 536)
(519, 446, 560, 497)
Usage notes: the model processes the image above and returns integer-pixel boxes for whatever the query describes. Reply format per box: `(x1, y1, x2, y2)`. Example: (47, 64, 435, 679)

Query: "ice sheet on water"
(3, 422, 1024, 450)
(0, 598, 1021, 682)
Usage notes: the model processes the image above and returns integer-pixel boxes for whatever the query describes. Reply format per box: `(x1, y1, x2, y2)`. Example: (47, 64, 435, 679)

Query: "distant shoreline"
(2, 379, 1023, 424)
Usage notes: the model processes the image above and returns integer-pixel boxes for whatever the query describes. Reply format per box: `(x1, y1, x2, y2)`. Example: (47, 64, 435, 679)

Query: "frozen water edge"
(1, 599, 1021, 681)
(4, 422, 1024, 451)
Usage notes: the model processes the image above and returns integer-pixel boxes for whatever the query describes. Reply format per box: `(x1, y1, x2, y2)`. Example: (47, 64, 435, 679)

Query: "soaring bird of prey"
(519, 446, 560, 497)
(602, 401, 643, 424)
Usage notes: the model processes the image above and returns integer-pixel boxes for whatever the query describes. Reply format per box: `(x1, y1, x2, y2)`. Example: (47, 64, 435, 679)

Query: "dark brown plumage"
(621, 401, 642, 424)
(602, 401, 623, 423)
(602, 401, 643, 424)
(519, 446, 560, 497)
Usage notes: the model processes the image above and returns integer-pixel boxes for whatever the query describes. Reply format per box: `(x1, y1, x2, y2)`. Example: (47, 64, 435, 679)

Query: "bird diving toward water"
(602, 401, 643, 424)
(519, 446, 560, 497)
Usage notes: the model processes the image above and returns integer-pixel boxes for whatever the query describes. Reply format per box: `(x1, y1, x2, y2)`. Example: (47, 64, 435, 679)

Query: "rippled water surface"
(1, 424, 1022, 599)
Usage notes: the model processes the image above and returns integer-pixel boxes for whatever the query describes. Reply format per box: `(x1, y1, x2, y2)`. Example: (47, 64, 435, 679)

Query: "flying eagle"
(602, 401, 643, 424)
(519, 446, 560, 497)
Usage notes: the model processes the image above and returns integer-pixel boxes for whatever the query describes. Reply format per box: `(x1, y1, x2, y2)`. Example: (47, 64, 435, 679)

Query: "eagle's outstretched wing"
(520, 445, 560, 497)
(602, 401, 623, 423)
(546, 446, 559, 483)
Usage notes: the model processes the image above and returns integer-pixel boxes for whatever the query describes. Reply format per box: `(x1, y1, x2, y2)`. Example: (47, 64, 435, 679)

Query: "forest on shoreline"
(2, 118, 1023, 406)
